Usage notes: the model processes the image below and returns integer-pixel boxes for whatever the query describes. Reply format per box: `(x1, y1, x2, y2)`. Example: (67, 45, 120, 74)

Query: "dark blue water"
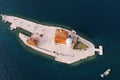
(0, 0, 120, 80)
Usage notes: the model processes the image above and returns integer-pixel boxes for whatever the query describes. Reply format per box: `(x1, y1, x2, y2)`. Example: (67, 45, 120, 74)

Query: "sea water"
(0, 0, 120, 80)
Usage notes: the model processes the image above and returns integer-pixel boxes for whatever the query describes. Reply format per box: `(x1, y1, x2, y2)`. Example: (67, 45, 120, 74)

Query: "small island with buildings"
(1, 14, 103, 64)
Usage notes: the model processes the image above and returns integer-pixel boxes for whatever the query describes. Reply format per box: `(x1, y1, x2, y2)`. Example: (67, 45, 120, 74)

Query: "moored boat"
(101, 69, 111, 78)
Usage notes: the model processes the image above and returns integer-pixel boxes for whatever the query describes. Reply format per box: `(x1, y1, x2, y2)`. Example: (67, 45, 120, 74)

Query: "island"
(1, 14, 103, 64)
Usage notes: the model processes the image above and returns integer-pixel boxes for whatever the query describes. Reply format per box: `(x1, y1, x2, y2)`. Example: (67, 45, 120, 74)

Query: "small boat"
(100, 69, 111, 78)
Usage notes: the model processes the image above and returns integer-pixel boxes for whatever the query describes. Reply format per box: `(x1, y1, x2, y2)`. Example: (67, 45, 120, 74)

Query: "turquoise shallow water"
(0, 0, 120, 80)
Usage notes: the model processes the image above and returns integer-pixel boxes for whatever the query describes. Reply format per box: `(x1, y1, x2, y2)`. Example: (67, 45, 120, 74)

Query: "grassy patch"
(73, 41, 88, 50)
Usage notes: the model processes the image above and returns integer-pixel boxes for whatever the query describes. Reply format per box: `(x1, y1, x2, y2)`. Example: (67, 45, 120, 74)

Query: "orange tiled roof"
(55, 29, 68, 44)
(27, 38, 38, 46)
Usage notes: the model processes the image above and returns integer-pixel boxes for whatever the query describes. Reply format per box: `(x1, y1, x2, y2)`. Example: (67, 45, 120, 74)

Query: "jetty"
(1, 14, 103, 64)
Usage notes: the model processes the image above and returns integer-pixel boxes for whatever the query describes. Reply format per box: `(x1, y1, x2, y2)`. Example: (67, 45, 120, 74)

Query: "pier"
(95, 46, 103, 55)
